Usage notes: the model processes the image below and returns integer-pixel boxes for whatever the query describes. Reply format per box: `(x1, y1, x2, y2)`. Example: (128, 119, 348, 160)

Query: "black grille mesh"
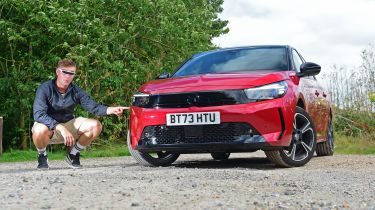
(139, 123, 258, 145)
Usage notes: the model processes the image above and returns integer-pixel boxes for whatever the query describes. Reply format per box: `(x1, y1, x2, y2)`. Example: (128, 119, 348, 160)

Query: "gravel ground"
(1, 151, 375, 210)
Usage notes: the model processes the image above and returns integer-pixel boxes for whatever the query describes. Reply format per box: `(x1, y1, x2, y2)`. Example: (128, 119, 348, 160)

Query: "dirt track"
(1, 152, 375, 209)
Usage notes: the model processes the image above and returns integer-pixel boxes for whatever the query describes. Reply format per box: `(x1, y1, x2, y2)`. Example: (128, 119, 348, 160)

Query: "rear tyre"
(316, 115, 334, 156)
(265, 107, 317, 167)
(211, 152, 230, 161)
(127, 131, 180, 167)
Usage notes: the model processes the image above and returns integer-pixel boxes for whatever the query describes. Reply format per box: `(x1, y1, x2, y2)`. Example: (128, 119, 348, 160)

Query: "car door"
(313, 77, 331, 141)
(303, 76, 329, 140)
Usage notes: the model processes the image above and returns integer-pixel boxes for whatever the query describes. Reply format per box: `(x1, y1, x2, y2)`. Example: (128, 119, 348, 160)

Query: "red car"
(127, 45, 334, 167)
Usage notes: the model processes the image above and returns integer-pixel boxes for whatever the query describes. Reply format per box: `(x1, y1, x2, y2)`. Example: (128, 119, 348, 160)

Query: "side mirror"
(298, 62, 321, 77)
(156, 72, 171, 79)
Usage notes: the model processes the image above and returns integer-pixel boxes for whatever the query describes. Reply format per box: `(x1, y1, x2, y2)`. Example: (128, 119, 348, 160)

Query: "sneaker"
(37, 153, 49, 169)
(65, 153, 82, 169)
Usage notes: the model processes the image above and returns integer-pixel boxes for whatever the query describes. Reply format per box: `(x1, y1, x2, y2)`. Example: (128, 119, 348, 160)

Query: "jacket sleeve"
(75, 86, 108, 116)
(33, 84, 59, 130)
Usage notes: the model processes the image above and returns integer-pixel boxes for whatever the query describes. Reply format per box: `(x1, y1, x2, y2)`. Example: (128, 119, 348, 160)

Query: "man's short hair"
(57, 59, 76, 69)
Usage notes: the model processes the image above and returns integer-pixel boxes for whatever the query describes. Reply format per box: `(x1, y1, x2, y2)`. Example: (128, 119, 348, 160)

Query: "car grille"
(139, 123, 260, 145)
(133, 90, 249, 108)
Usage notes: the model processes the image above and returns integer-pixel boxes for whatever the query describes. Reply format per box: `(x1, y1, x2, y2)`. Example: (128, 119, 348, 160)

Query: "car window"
(173, 47, 288, 77)
(292, 49, 304, 73)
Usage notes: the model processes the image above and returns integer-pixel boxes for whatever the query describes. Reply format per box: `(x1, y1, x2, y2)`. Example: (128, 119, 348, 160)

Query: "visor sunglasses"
(59, 69, 76, 76)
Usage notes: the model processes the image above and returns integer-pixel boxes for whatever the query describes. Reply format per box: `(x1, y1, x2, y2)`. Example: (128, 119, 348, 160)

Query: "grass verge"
(0, 145, 130, 163)
(334, 133, 375, 155)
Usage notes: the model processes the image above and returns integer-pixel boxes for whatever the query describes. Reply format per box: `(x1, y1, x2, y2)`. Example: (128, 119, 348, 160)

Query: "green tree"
(0, 0, 228, 150)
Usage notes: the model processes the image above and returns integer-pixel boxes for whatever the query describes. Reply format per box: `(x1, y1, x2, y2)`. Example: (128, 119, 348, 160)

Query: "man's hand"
(107, 106, 129, 116)
(55, 124, 75, 147)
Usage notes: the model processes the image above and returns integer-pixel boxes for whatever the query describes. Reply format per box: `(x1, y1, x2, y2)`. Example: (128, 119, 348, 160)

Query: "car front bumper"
(129, 95, 296, 152)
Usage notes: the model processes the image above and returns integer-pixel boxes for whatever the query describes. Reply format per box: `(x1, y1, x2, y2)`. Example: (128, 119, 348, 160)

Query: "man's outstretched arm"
(76, 86, 129, 116)
(106, 106, 129, 116)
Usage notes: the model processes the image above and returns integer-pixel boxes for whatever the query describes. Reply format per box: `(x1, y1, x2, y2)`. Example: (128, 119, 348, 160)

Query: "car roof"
(192, 45, 292, 58)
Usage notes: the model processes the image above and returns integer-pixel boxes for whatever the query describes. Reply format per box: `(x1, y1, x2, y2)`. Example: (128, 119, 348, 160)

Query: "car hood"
(139, 71, 291, 94)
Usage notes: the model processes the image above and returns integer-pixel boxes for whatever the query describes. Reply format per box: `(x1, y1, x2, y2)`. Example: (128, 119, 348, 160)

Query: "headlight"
(132, 92, 150, 107)
(244, 81, 288, 100)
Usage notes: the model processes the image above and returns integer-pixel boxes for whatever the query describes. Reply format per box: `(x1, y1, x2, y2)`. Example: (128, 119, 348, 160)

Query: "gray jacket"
(33, 79, 108, 130)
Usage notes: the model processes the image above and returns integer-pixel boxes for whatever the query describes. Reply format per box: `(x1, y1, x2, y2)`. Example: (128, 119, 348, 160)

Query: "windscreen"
(173, 47, 288, 77)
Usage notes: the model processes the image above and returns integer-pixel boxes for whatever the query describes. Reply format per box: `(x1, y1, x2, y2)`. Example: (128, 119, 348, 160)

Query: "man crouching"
(32, 59, 128, 169)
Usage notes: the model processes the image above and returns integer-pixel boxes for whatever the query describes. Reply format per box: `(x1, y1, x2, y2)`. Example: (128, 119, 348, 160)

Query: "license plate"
(166, 112, 220, 126)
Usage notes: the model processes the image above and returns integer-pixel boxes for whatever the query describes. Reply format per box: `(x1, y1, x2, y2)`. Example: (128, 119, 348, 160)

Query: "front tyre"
(127, 131, 179, 167)
(316, 114, 334, 156)
(265, 107, 317, 167)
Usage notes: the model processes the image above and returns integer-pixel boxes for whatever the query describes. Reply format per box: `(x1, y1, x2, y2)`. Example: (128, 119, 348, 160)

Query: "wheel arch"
(296, 97, 305, 109)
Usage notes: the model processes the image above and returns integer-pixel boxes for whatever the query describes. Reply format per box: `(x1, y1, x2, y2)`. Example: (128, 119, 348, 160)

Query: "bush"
(0, 0, 228, 150)
(333, 107, 375, 141)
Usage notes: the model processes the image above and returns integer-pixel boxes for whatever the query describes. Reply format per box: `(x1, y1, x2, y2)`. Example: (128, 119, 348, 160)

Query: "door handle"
(323, 92, 327, 98)
(315, 90, 320, 97)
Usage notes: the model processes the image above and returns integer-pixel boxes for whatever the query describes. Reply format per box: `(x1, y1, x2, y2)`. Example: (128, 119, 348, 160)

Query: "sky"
(212, 0, 375, 72)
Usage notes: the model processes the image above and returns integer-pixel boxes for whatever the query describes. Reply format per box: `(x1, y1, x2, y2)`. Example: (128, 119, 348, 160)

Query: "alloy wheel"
(283, 112, 315, 162)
